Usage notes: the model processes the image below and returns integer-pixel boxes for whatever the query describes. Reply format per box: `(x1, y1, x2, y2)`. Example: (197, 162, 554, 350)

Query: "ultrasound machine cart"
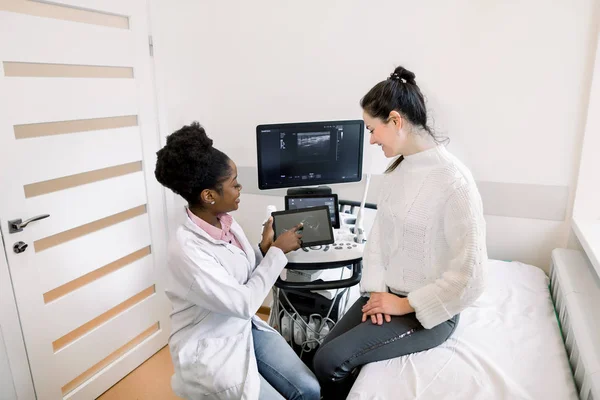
(268, 200, 377, 368)
(255, 119, 375, 369)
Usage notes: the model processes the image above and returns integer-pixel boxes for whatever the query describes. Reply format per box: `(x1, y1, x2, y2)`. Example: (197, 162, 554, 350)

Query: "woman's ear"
(388, 111, 403, 130)
(200, 189, 216, 205)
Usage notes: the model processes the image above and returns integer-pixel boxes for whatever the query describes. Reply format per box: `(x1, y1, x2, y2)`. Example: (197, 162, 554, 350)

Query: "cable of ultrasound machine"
(279, 290, 330, 337)
(315, 266, 350, 341)
(278, 309, 290, 345)
(277, 243, 362, 351)
(341, 272, 353, 319)
(324, 267, 347, 322)
(267, 288, 275, 326)
(338, 261, 361, 319)
(279, 268, 348, 338)
(300, 339, 321, 356)
(308, 266, 347, 333)
(272, 287, 283, 328)
(289, 312, 300, 347)
(278, 263, 352, 352)
(279, 290, 321, 336)
(268, 287, 279, 327)
(342, 291, 350, 319)
(272, 288, 286, 335)
(280, 294, 329, 338)
(290, 300, 342, 355)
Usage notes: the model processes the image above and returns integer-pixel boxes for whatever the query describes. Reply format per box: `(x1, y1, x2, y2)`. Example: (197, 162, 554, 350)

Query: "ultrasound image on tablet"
(272, 206, 334, 247)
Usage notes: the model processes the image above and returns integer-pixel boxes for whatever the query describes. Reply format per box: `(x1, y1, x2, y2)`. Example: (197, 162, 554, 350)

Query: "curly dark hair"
(154, 122, 231, 206)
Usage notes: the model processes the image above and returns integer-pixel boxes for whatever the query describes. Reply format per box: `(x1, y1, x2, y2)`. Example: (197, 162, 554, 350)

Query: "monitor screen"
(256, 120, 364, 190)
(285, 194, 339, 229)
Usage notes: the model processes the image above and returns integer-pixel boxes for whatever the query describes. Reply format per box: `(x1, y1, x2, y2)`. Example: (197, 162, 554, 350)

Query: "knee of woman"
(297, 377, 321, 400)
(312, 346, 334, 381)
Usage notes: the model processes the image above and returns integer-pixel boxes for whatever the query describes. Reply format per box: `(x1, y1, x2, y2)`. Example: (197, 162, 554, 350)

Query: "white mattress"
(348, 260, 578, 400)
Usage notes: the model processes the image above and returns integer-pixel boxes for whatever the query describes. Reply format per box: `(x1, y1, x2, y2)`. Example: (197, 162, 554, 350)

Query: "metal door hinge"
(149, 35, 154, 57)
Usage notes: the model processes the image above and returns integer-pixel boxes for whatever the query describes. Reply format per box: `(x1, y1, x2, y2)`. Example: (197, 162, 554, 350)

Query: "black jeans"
(313, 295, 459, 399)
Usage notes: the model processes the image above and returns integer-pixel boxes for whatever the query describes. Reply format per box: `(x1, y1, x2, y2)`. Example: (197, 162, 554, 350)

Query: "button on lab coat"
(167, 213, 287, 399)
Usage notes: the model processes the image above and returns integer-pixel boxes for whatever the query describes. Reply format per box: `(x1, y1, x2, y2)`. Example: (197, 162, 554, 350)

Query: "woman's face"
(213, 159, 242, 213)
(363, 111, 404, 158)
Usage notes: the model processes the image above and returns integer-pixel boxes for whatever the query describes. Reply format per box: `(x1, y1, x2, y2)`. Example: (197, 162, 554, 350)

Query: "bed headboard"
(550, 249, 600, 399)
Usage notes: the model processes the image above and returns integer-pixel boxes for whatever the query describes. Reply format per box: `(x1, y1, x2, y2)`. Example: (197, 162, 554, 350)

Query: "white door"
(0, 1, 170, 399)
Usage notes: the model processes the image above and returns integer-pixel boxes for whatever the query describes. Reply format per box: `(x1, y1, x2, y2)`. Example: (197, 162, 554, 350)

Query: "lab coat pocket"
(179, 333, 247, 397)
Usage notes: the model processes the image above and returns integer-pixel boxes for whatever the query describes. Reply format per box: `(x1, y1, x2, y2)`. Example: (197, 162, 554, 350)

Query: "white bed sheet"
(347, 260, 578, 400)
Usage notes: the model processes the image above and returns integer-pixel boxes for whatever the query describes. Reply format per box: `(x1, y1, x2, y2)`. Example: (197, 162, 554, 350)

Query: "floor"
(98, 313, 270, 399)
(98, 346, 182, 400)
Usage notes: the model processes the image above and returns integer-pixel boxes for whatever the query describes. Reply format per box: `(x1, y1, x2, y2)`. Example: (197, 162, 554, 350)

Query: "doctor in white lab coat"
(154, 122, 321, 400)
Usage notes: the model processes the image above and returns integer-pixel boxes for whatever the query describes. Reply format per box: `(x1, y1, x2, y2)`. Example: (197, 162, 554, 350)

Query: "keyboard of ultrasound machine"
(302, 242, 359, 252)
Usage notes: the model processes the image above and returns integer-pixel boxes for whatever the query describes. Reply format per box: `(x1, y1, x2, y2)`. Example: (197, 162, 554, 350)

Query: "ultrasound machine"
(256, 119, 375, 366)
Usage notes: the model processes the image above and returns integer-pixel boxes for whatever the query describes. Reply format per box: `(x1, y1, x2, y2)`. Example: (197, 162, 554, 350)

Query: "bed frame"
(550, 248, 600, 399)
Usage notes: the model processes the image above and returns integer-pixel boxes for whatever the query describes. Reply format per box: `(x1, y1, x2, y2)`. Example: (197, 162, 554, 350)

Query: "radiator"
(550, 249, 600, 400)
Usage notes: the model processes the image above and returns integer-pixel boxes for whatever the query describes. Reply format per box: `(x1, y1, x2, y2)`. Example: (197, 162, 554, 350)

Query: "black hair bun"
(165, 121, 213, 151)
(155, 121, 231, 204)
(389, 66, 416, 84)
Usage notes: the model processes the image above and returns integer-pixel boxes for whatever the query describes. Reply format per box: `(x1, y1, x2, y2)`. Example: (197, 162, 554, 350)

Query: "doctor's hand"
(361, 292, 415, 325)
(271, 223, 303, 254)
(260, 217, 275, 253)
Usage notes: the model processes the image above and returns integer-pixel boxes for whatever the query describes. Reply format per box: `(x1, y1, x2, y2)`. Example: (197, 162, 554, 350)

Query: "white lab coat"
(166, 211, 288, 400)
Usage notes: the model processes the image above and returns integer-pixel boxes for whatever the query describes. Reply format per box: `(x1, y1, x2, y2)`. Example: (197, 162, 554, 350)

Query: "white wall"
(150, 0, 599, 269)
(573, 26, 600, 221)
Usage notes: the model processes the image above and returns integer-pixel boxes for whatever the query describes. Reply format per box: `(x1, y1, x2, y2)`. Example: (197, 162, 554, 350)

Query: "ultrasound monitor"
(285, 194, 340, 229)
(256, 120, 364, 190)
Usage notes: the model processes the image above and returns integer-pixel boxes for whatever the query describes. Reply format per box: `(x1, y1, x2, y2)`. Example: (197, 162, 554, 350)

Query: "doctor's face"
(214, 159, 242, 213)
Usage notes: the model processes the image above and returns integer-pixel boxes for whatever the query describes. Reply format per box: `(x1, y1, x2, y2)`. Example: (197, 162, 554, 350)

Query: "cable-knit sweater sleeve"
(407, 183, 487, 329)
(360, 211, 388, 294)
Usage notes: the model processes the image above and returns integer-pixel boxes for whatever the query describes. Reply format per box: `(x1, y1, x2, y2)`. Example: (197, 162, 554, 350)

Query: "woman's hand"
(363, 313, 391, 325)
(260, 217, 275, 254)
(361, 293, 415, 325)
(271, 223, 303, 254)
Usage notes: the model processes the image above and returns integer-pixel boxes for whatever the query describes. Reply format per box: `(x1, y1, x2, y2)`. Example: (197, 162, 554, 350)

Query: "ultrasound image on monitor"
(256, 120, 364, 190)
(297, 132, 331, 160)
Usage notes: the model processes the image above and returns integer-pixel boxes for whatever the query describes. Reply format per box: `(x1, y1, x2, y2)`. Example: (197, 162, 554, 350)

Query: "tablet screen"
(272, 206, 334, 247)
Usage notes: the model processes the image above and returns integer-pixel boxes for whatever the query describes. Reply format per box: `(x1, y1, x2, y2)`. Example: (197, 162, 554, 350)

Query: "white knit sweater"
(361, 145, 487, 329)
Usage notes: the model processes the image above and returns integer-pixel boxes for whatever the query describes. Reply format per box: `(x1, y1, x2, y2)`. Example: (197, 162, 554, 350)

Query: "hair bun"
(166, 121, 213, 150)
(389, 66, 416, 84)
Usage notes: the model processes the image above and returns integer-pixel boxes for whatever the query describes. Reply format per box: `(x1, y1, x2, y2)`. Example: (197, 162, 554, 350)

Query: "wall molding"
(238, 166, 569, 222)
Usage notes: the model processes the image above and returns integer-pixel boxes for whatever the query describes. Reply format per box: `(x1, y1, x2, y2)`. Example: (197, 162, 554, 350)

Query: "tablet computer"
(272, 206, 334, 247)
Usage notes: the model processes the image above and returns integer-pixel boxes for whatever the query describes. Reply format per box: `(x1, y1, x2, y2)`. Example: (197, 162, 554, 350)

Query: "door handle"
(8, 214, 50, 234)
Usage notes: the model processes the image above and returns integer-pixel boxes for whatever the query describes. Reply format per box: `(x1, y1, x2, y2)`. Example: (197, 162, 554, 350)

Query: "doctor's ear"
(200, 189, 216, 205)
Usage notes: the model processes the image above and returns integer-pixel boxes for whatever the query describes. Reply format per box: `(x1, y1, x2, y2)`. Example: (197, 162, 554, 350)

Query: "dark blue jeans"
(313, 296, 459, 398)
(252, 323, 320, 400)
